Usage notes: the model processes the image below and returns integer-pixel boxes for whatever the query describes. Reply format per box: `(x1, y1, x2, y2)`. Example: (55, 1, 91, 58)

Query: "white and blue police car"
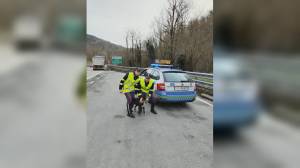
(140, 64, 197, 102)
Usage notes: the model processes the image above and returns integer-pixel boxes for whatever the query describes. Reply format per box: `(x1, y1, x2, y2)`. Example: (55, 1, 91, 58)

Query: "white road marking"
(196, 97, 213, 107)
(87, 67, 104, 80)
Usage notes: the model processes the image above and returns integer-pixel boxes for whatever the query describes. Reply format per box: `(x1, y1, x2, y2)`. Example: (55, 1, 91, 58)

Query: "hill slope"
(86, 34, 125, 63)
(87, 34, 125, 51)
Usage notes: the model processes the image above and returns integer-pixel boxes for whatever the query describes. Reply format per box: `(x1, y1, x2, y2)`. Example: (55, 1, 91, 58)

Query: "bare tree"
(125, 31, 130, 66)
(145, 38, 156, 64)
(163, 0, 189, 61)
(151, 9, 213, 72)
(123, 0, 213, 72)
(124, 30, 143, 66)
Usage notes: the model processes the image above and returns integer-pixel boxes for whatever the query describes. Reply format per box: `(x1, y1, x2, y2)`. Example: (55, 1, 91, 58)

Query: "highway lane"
(87, 71, 213, 168)
(87, 67, 104, 81)
(0, 49, 86, 168)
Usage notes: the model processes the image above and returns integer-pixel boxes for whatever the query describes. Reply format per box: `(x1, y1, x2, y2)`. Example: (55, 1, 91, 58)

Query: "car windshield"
(214, 58, 252, 80)
(163, 72, 190, 82)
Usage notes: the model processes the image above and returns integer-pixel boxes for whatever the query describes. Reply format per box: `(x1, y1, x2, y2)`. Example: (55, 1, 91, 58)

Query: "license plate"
(175, 86, 189, 91)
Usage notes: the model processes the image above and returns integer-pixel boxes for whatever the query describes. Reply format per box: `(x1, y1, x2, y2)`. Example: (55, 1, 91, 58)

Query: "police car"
(214, 57, 260, 129)
(140, 64, 197, 102)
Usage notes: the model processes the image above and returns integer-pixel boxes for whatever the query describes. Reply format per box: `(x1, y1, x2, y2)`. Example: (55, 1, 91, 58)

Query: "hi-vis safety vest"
(122, 72, 140, 93)
(140, 78, 154, 94)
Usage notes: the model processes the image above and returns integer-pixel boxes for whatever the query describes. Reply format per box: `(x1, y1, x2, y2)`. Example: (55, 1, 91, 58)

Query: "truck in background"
(13, 15, 44, 50)
(93, 56, 105, 70)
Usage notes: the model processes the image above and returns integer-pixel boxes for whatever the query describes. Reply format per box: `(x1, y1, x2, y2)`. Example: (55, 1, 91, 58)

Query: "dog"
(133, 96, 146, 114)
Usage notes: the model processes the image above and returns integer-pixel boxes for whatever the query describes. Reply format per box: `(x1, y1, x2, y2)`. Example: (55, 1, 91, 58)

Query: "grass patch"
(76, 68, 86, 104)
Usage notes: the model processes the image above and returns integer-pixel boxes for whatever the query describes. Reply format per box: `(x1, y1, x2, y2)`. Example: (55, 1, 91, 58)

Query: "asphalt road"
(214, 112, 300, 168)
(0, 47, 86, 168)
(87, 67, 104, 81)
(87, 71, 213, 168)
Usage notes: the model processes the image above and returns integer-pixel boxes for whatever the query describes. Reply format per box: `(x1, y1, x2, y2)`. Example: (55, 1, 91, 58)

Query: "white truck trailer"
(92, 56, 105, 70)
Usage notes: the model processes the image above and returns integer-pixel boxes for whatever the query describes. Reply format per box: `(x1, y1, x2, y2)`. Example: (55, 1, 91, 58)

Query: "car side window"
(152, 70, 160, 80)
(146, 69, 153, 76)
(140, 69, 148, 76)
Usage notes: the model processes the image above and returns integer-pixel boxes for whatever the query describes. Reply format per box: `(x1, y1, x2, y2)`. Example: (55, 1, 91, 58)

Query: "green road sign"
(112, 56, 123, 65)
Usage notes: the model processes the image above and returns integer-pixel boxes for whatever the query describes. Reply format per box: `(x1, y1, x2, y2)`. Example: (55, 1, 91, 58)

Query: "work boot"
(127, 111, 135, 118)
(129, 113, 135, 118)
(150, 107, 157, 114)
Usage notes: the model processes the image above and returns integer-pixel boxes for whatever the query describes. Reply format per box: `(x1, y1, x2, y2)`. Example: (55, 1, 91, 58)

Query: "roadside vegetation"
(76, 68, 86, 104)
(124, 0, 213, 73)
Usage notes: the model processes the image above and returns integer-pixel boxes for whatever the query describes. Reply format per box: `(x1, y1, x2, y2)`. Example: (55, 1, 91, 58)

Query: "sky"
(87, 0, 213, 47)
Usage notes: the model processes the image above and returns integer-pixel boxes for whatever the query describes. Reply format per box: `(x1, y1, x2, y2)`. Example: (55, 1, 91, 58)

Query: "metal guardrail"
(107, 64, 213, 99)
(184, 71, 213, 89)
(107, 64, 145, 72)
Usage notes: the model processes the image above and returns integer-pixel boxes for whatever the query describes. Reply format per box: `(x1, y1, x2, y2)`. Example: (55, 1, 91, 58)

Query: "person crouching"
(135, 74, 157, 114)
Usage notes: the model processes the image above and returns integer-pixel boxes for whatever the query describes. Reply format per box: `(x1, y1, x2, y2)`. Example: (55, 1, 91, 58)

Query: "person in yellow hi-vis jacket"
(119, 68, 140, 118)
(135, 74, 157, 114)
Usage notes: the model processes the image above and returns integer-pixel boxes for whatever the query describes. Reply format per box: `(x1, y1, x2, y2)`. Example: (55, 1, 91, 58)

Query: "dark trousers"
(124, 91, 135, 113)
